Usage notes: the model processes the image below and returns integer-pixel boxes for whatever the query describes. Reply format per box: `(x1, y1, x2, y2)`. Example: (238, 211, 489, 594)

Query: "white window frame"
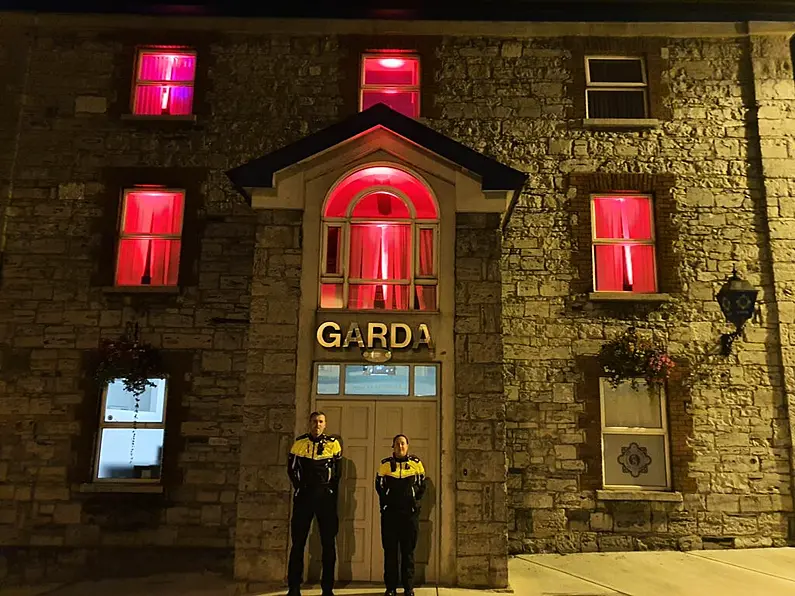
(359, 53, 421, 116)
(313, 362, 440, 400)
(590, 193, 657, 293)
(132, 48, 197, 116)
(93, 379, 168, 483)
(599, 378, 671, 491)
(585, 55, 648, 119)
(319, 186, 439, 311)
(115, 187, 186, 287)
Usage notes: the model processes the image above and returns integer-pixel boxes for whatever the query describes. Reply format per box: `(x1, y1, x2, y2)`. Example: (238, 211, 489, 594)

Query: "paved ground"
(4, 548, 795, 595)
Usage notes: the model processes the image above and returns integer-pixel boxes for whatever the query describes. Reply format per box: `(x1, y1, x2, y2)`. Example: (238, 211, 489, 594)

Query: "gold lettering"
(343, 322, 365, 348)
(317, 322, 342, 348)
(390, 323, 412, 349)
(367, 323, 388, 349)
(413, 323, 433, 349)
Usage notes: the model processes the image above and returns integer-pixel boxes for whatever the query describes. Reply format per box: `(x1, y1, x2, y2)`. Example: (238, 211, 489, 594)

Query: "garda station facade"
(2, 5, 795, 591)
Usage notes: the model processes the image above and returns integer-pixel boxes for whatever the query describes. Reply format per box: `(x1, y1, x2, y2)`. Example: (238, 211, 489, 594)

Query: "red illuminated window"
(592, 194, 657, 293)
(132, 48, 196, 116)
(321, 166, 438, 311)
(360, 53, 420, 118)
(116, 188, 185, 287)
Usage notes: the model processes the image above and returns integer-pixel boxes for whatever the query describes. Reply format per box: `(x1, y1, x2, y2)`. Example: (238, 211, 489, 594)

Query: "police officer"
(375, 434, 426, 596)
(286, 411, 342, 596)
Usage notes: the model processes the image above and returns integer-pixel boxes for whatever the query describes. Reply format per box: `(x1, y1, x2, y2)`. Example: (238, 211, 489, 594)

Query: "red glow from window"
(352, 191, 410, 218)
(133, 51, 196, 116)
(592, 196, 656, 292)
(380, 58, 405, 69)
(362, 54, 419, 118)
(116, 190, 184, 287)
(322, 166, 437, 311)
(324, 167, 437, 219)
(361, 90, 419, 118)
(363, 55, 419, 86)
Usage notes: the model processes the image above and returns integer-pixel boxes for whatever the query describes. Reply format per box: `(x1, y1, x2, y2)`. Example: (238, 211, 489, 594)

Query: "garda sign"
(316, 322, 432, 350)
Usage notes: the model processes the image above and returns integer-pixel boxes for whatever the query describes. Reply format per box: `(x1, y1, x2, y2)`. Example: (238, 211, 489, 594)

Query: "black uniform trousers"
(381, 509, 420, 591)
(287, 487, 339, 591)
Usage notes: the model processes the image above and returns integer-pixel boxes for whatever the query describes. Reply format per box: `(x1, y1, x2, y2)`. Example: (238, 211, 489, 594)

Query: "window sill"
(597, 490, 682, 503)
(121, 114, 197, 123)
(589, 292, 671, 303)
(78, 483, 163, 494)
(317, 308, 441, 315)
(103, 286, 180, 295)
(583, 118, 660, 130)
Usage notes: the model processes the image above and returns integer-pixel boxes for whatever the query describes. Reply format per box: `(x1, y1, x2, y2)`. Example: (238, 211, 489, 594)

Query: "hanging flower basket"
(94, 322, 164, 396)
(598, 327, 675, 389)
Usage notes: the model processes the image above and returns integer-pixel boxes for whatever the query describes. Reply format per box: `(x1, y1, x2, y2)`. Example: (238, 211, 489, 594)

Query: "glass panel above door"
(345, 365, 410, 396)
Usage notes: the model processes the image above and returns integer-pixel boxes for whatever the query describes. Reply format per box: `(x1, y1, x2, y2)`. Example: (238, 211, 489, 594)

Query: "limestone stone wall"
(454, 213, 508, 587)
(0, 19, 344, 584)
(1, 10, 795, 586)
(234, 209, 303, 587)
(429, 35, 793, 552)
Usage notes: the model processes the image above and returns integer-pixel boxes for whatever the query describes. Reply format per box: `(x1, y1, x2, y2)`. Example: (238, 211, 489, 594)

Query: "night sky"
(2, 0, 795, 22)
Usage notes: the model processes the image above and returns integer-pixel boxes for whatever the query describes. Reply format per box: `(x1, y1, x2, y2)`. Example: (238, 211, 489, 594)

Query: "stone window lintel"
(588, 291, 671, 302)
(102, 286, 181, 295)
(120, 114, 198, 123)
(78, 482, 164, 494)
(583, 117, 660, 130)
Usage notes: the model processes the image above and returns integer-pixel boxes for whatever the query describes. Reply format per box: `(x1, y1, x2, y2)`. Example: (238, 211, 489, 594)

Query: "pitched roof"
(226, 103, 527, 205)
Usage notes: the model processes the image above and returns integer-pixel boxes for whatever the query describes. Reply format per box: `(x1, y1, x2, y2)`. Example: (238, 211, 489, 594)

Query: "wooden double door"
(306, 399, 439, 584)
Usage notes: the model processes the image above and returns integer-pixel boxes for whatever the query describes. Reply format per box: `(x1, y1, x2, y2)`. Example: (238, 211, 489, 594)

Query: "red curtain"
(418, 228, 434, 276)
(348, 224, 410, 309)
(134, 53, 195, 115)
(116, 192, 184, 286)
(593, 197, 655, 292)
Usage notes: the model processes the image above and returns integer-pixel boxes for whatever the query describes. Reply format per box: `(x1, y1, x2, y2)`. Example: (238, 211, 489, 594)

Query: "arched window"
(320, 166, 438, 311)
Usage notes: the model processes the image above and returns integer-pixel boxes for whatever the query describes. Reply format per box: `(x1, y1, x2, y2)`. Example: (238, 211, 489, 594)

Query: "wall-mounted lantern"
(716, 268, 758, 356)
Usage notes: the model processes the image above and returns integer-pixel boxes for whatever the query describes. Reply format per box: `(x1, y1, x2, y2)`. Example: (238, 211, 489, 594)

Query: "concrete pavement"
(4, 548, 795, 595)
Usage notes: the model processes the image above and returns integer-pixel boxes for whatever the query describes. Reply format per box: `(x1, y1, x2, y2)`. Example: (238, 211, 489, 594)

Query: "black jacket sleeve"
(287, 452, 301, 490)
(413, 463, 426, 502)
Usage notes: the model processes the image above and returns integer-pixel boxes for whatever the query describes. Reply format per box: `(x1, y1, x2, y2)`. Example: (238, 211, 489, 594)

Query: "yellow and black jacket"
(375, 454, 426, 514)
(288, 433, 342, 493)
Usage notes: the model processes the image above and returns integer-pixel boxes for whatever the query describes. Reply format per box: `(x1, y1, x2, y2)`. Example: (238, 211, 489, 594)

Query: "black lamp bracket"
(720, 327, 743, 356)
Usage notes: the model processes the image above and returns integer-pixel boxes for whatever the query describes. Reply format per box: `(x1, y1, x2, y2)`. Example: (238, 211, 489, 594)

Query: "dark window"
(586, 56, 647, 119)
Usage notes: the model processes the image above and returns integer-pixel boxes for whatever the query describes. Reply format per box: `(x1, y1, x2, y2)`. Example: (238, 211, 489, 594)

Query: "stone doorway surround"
(226, 104, 526, 589)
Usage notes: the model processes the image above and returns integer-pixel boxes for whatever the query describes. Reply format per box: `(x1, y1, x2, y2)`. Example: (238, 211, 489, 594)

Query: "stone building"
(2, 2, 795, 591)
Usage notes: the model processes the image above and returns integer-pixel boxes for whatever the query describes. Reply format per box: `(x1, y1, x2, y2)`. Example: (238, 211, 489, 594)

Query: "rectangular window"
(314, 363, 438, 398)
(132, 48, 197, 116)
(585, 56, 647, 119)
(95, 379, 167, 482)
(600, 378, 670, 490)
(116, 188, 185, 287)
(360, 53, 420, 118)
(591, 194, 656, 293)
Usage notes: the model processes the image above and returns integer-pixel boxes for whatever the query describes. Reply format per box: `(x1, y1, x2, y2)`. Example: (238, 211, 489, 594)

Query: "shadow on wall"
(307, 442, 437, 588)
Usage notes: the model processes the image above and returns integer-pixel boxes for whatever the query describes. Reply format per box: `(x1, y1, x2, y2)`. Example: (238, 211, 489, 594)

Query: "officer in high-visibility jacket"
(286, 411, 342, 596)
(375, 434, 426, 596)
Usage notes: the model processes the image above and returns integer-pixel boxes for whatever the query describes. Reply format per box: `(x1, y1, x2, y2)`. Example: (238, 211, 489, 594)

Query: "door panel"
(316, 401, 375, 581)
(371, 401, 438, 585)
(316, 399, 438, 584)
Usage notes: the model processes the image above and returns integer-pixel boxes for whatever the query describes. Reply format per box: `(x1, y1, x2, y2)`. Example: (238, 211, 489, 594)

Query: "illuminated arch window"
(321, 166, 438, 311)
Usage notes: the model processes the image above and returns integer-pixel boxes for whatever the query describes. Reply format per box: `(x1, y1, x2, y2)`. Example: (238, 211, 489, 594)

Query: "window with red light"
(116, 188, 185, 287)
(360, 54, 420, 118)
(321, 167, 438, 311)
(591, 194, 657, 293)
(132, 49, 196, 116)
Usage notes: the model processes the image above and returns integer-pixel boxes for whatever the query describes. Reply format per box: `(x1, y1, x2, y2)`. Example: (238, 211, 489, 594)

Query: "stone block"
(74, 96, 107, 114)
(457, 555, 490, 588)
